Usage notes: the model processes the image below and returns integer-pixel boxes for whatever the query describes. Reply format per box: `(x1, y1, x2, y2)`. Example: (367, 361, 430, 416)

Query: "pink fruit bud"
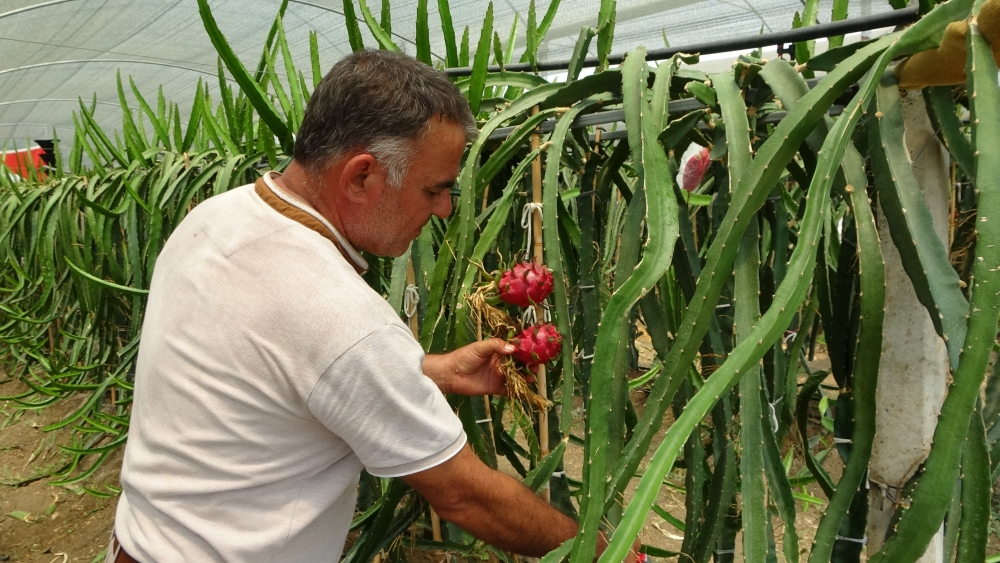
(510, 323, 563, 366)
(497, 262, 554, 308)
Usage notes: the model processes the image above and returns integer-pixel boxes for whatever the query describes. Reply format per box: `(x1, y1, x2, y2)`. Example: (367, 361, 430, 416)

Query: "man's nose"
(433, 190, 453, 218)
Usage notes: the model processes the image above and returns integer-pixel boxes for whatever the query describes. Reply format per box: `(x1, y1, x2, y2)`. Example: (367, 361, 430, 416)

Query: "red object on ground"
(682, 146, 711, 192)
(2, 145, 45, 180)
(511, 323, 563, 365)
(497, 262, 555, 308)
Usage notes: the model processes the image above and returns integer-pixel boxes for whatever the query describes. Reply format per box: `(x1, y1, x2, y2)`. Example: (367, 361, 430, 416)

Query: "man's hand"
(422, 338, 518, 395)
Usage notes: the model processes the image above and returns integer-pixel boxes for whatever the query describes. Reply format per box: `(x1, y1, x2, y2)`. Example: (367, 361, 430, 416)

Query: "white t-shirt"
(113, 174, 466, 563)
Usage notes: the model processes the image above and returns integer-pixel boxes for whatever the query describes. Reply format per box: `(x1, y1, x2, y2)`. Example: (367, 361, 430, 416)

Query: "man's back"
(113, 182, 464, 563)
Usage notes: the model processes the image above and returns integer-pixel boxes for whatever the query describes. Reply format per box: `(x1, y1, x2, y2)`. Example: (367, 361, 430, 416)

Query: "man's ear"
(340, 153, 380, 204)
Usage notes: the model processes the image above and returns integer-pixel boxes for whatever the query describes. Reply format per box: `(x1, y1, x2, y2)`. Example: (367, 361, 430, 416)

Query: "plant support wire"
(445, 7, 920, 77)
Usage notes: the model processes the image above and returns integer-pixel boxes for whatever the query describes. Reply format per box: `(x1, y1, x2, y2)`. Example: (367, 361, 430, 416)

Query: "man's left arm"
(422, 338, 516, 396)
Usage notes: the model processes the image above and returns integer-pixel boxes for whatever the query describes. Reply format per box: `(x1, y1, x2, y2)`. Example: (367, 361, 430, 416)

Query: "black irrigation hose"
(445, 7, 920, 77)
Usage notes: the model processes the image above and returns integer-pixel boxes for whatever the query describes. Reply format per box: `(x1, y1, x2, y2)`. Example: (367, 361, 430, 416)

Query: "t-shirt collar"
(260, 171, 369, 273)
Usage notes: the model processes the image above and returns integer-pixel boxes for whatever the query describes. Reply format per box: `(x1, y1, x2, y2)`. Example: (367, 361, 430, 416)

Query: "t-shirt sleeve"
(306, 324, 466, 478)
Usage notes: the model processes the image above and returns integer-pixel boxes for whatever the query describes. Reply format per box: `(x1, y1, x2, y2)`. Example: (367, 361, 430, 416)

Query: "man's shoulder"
(186, 183, 298, 258)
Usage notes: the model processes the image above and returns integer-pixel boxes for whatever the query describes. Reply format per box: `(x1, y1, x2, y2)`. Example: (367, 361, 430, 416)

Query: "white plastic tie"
(475, 418, 492, 424)
(551, 471, 566, 478)
(521, 203, 544, 259)
(833, 437, 853, 444)
(543, 307, 552, 322)
(579, 285, 595, 290)
(714, 549, 736, 555)
(768, 399, 780, 433)
(836, 535, 868, 545)
(521, 306, 537, 327)
(403, 284, 419, 318)
(578, 350, 595, 360)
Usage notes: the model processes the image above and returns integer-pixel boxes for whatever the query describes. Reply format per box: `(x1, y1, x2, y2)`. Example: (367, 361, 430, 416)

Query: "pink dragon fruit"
(497, 262, 554, 308)
(510, 323, 563, 366)
(680, 145, 712, 192)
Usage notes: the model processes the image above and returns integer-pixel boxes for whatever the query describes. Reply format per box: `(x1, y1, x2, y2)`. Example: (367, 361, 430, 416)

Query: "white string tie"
(475, 418, 492, 424)
(521, 203, 544, 258)
(403, 284, 419, 318)
(521, 306, 537, 327)
(714, 549, 736, 555)
(836, 535, 868, 545)
(768, 396, 782, 433)
(578, 350, 594, 360)
(551, 471, 566, 478)
(543, 307, 552, 322)
(833, 437, 853, 444)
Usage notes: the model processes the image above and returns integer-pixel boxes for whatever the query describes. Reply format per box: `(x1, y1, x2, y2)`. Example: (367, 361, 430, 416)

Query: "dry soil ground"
(0, 379, 119, 562)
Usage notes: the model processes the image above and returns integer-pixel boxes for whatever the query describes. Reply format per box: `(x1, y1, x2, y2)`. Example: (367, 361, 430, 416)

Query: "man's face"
(350, 118, 466, 257)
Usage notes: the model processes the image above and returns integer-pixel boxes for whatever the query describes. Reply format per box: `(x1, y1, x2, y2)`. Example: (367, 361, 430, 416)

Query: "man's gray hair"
(294, 49, 478, 188)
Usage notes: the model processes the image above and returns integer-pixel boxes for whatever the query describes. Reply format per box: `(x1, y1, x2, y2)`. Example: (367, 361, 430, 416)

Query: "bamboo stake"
(530, 105, 550, 502)
(479, 184, 498, 458)
(407, 258, 443, 543)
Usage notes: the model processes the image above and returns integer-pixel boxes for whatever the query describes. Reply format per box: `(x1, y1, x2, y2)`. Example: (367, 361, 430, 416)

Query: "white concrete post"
(867, 90, 950, 562)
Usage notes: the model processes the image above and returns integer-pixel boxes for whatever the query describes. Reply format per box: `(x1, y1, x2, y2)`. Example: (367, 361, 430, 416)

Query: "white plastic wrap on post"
(867, 90, 948, 563)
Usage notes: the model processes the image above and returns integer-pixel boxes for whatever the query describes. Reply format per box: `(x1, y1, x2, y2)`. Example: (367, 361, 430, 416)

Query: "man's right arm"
(401, 445, 577, 556)
(401, 445, 636, 560)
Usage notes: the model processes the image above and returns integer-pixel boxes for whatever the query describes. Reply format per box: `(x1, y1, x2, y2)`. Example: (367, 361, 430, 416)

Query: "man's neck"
(270, 161, 349, 237)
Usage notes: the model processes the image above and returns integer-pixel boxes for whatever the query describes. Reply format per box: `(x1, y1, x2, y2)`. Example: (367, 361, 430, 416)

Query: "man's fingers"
(478, 337, 514, 356)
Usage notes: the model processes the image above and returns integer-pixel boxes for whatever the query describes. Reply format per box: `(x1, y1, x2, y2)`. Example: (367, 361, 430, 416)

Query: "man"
(109, 49, 626, 562)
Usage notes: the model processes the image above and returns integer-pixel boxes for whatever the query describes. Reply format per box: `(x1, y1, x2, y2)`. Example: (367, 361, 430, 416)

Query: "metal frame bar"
(446, 7, 919, 77)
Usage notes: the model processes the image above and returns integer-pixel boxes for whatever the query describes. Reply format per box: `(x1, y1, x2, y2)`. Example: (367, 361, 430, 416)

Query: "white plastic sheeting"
(0, 0, 894, 150)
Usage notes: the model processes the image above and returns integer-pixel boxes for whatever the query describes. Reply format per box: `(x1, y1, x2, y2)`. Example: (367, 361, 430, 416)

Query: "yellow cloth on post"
(893, 0, 1000, 89)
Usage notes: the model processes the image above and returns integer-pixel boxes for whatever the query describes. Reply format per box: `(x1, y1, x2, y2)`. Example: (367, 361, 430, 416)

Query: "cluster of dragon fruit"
(469, 261, 562, 410)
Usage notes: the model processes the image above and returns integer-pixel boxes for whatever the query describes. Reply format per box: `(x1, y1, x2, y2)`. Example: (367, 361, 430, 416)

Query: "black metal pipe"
(445, 7, 919, 77)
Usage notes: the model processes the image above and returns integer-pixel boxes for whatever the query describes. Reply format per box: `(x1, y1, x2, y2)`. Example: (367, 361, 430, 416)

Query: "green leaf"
(574, 45, 680, 563)
(379, 0, 391, 36)
(356, 0, 399, 51)
(197, 0, 291, 152)
(65, 257, 149, 296)
(416, 0, 431, 64)
(466, 2, 493, 115)
(684, 80, 716, 107)
(309, 31, 323, 87)
(7, 511, 31, 522)
(658, 109, 706, 151)
(828, 0, 850, 48)
(568, 27, 596, 82)
(460, 26, 470, 67)
(437, 0, 458, 67)
(342, 0, 365, 51)
(493, 31, 505, 71)
(596, 0, 616, 69)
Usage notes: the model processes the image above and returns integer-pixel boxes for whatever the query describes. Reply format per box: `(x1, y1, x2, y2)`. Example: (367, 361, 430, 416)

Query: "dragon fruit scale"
(511, 324, 563, 366)
(497, 262, 554, 308)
